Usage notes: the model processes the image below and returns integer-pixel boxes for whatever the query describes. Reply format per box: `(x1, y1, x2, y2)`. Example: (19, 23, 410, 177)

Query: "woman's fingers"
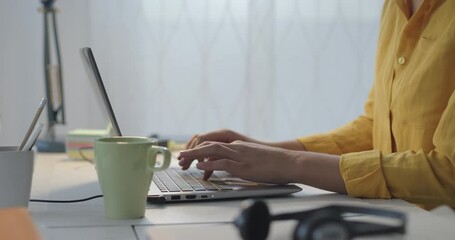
(179, 160, 192, 170)
(181, 130, 247, 171)
(196, 158, 241, 174)
(178, 142, 240, 174)
(179, 142, 239, 160)
(202, 170, 213, 180)
(179, 139, 258, 181)
(185, 129, 246, 150)
(178, 144, 228, 169)
(185, 134, 197, 149)
(186, 134, 202, 150)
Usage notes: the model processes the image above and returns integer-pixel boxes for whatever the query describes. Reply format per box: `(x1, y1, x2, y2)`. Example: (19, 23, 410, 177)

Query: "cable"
(30, 194, 103, 203)
(78, 146, 94, 162)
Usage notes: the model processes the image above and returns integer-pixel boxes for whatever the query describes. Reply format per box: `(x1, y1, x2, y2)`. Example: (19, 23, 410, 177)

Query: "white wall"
(0, 0, 383, 146)
(1, 0, 42, 146)
(0, 0, 94, 146)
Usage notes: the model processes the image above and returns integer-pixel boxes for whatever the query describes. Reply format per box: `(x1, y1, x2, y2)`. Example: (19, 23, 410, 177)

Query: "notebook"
(80, 47, 302, 202)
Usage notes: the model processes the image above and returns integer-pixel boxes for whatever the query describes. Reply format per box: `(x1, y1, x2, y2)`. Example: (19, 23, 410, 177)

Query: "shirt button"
(398, 57, 406, 65)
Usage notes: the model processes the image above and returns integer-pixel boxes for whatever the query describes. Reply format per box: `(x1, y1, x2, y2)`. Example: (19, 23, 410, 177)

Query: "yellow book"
(66, 125, 112, 161)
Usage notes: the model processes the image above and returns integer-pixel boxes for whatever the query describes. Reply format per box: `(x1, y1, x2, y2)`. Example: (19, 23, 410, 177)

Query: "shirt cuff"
(298, 134, 342, 155)
(340, 150, 392, 199)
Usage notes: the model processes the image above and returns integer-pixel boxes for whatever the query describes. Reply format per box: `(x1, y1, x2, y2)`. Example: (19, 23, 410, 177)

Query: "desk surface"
(29, 153, 455, 240)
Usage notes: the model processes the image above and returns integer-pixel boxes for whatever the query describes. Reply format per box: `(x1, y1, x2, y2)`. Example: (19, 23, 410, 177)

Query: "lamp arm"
(41, 0, 65, 140)
(51, 9, 65, 124)
(43, 10, 54, 128)
(36, 0, 66, 152)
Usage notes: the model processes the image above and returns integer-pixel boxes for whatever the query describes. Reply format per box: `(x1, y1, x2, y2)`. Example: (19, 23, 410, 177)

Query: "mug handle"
(147, 146, 171, 172)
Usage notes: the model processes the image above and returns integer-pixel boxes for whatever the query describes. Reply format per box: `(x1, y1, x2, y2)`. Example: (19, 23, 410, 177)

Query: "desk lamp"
(35, 0, 66, 152)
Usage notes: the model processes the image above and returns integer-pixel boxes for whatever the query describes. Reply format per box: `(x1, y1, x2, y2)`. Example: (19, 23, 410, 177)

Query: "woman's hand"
(185, 129, 253, 150)
(178, 140, 347, 193)
(178, 140, 297, 183)
(183, 129, 260, 178)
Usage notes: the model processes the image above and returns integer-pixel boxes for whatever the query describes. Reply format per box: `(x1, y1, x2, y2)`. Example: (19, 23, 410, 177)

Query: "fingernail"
(196, 162, 203, 169)
(179, 161, 189, 167)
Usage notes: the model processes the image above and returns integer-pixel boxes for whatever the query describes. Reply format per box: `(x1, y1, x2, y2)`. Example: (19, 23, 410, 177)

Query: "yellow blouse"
(298, 0, 455, 209)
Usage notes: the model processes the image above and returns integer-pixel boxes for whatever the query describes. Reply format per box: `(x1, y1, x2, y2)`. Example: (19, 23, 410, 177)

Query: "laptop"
(80, 47, 302, 203)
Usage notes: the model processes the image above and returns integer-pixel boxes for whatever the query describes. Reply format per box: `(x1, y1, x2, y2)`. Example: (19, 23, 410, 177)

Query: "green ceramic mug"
(94, 136, 171, 219)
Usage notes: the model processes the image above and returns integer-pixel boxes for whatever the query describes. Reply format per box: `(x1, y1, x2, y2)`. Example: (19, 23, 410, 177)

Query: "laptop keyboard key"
(153, 168, 238, 193)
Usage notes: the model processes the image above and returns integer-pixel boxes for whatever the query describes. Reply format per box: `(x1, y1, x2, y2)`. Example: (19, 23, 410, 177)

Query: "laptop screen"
(80, 47, 122, 137)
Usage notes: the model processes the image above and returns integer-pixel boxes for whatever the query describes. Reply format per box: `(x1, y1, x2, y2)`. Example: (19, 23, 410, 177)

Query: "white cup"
(0, 146, 34, 208)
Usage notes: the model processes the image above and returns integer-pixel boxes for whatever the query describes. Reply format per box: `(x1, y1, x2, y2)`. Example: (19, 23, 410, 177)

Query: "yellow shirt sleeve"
(341, 90, 455, 208)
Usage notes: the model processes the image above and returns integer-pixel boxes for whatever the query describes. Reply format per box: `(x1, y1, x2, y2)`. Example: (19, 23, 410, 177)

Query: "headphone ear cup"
(234, 200, 271, 240)
(293, 209, 351, 240)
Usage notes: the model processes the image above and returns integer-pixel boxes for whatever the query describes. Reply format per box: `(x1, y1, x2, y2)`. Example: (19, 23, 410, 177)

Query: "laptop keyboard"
(153, 168, 234, 192)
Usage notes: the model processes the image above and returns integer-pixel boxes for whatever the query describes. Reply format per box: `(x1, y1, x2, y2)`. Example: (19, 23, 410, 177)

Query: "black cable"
(30, 194, 103, 203)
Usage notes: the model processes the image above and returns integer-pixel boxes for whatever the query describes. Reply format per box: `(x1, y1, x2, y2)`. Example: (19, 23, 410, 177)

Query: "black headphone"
(234, 200, 406, 240)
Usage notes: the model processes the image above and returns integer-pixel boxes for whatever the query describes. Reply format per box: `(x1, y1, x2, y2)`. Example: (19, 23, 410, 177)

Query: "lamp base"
(36, 138, 66, 153)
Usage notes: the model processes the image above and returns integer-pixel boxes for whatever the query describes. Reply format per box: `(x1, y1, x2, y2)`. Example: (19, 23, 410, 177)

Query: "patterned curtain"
(87, 0, 383, 140)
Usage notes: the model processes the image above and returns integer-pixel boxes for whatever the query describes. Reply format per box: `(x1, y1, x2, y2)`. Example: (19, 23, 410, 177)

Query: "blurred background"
(0, 0, 383, 146)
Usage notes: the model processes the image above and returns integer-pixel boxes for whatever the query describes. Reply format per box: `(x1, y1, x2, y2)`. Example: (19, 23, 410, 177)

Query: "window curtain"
(87, 0, 383, 141)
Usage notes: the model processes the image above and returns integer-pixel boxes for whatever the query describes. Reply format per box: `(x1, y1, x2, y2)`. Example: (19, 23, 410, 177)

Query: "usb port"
(201, 195, 208, 199)
(171, 195, 181, 200)
(185, 195, 196, 200)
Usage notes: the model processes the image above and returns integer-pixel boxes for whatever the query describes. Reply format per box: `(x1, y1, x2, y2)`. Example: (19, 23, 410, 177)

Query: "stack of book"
(65, 127, 111, 161)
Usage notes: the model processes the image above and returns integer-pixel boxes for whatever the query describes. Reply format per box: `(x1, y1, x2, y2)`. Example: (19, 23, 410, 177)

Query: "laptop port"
(185, 195, 196, 200)
(201, 195, 208, 199)
(171, 195, 181, 200)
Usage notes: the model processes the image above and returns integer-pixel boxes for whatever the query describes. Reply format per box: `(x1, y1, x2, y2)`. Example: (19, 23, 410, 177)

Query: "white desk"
(29, 153, 455, 239)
